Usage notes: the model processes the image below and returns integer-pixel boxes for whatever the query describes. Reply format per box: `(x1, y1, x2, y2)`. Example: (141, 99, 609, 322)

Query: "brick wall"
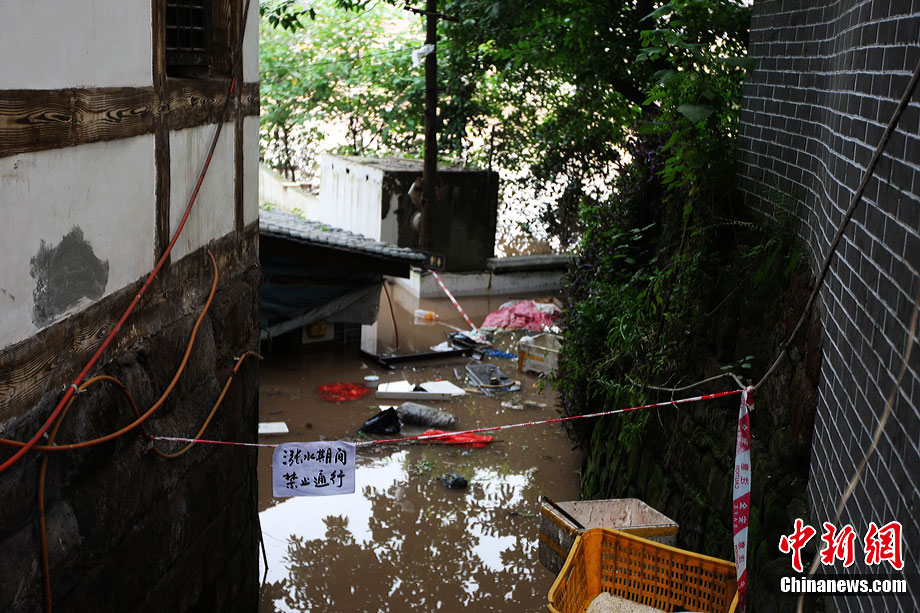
(738, 1, 920, 610)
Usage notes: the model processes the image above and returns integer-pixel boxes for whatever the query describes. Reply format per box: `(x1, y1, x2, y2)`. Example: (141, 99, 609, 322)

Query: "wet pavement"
(257, 286, 580, 612)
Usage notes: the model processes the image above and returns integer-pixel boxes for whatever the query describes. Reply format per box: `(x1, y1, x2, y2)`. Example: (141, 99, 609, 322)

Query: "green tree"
(435, 0, 750, 245)
(259, 0, 425, 181)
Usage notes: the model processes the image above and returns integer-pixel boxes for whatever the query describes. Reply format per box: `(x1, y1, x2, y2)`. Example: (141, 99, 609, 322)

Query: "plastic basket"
(547, 528, 738, 613)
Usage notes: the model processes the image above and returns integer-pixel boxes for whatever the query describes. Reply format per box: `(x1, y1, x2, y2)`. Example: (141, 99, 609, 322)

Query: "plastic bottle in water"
(414, 309, 438, 325)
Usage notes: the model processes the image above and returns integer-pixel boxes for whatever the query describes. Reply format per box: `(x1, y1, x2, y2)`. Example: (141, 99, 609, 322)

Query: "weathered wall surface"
(0, 137, 157, 349)
(738, 1, 920, 610)
(0, 0, 262, 610)
(0, 233, 260, 612)
(318, 156, 389, 241)
(0, 1, 152, 90)
(319, 155, 499, 271)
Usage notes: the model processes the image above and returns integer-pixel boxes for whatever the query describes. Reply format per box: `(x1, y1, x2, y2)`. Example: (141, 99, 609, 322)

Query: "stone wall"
(0, 232, 260, 612)
(737, 1, 920, 610)
(580, 264, 824, 612)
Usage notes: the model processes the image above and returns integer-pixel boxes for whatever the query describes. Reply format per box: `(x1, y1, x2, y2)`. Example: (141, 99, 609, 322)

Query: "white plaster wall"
(243, 116, 260, 226)
(243, 0, 260, 83)
(318, 156, 385, 240)
(168, 124, 236, 261)
(0, 136, 156, 350)
(0, 0, 151, 89)
(259, 165, 320, 215)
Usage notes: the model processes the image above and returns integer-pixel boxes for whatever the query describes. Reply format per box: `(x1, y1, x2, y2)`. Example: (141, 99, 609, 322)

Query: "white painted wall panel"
(168, 124, 236, 261)
(318, 156, 384, 240)
(259, 165, 320, 216)
(0, 136, 156, 350)
(0, 0, 151, 89)
(243, 116, 259, 226)
(243, 0, 260, 83)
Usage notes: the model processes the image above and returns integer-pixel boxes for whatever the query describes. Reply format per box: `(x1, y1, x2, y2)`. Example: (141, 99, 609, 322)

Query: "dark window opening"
(166, 0, 210, 77)
(164, 0, 237, 79)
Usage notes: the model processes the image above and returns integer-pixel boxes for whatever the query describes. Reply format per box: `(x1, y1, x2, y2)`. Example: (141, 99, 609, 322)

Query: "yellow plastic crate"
(548, 528, 738, 613)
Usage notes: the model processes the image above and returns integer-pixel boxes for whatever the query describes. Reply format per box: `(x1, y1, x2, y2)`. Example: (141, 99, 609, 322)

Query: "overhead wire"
(795, 279, 920, 613)
(752, 55, 920, 393)
(753, 53, 920, 613)
(382, 282, 399, 349)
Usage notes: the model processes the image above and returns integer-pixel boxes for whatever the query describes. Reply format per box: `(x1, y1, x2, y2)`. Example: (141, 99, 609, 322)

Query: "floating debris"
(398, 402, 457, 429)
(376, 379, 466, 400)
(440, 473, 469, 489)
(358, 408, 401, 434)
(258, 422, 289, 435)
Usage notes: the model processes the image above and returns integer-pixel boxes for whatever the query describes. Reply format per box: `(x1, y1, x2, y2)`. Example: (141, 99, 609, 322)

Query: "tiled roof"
(259, 207, 425, 264)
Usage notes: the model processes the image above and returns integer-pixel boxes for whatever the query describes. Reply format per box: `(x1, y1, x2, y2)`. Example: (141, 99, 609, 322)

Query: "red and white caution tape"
(149, 388, 744, 449)
(732, 388, 753, 611)
(355, 388, 742, 445)
(427, 269, 482, 338)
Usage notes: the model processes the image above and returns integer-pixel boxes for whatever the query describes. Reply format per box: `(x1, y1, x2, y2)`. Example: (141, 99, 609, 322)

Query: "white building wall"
(317, 155, 385, 240)
(0, 0, 152, 89)
(168, 123, 236, 262)
(243, 116, 260, 226)
(0, 136, 157, 348)
(0, 0, 260, 354)
(243, 0, 260, 83)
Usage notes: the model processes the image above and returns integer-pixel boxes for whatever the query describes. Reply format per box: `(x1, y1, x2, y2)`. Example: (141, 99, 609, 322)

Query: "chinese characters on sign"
(732, 388, 753, 611)
(779, 519, 904, 571)
(272, 442, 356, 497)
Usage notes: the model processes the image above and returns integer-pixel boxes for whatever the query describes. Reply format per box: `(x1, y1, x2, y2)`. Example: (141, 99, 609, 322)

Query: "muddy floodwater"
(257, 286, 580, 612)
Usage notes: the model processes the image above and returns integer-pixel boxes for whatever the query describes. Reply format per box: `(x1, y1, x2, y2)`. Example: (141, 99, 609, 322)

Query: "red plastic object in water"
(481, 300, 559, 330)
(421, 429, 494, 447)
(318, 383, 372, 403)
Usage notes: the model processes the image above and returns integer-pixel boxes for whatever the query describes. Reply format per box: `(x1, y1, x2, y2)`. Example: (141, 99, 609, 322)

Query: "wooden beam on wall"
(0, 81, 259, 160)
(153, 0, 170, 262)
(234, 0, 245, 233)
(0, 87, 157, 157)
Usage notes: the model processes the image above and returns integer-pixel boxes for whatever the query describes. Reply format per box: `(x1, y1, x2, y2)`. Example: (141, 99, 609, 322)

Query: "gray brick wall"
(738, 1, 920, 610)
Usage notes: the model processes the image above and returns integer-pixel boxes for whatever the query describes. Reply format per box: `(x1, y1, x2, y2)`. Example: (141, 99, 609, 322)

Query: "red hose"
(0, 0, 253, 475)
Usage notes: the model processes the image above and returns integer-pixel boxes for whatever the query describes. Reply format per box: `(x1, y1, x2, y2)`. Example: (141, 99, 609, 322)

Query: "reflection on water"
(258, 285, 579, 612)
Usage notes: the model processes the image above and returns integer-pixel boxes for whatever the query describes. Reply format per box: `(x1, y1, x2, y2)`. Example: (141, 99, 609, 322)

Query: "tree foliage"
(437, 0, 751, 246)
(259, 0, 425, 180)
(259, 0, 751, 242)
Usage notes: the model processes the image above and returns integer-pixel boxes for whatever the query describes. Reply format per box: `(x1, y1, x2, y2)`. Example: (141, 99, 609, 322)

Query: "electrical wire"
(0, 251, 219, 454)
(795, 280, 920, 613)
(145, 350, 263, 459)
(382, 281, 399, 349)
(0, 0, 252, 476)
(38, 376, 136, 612)
(36, 351, 262, 611)
(752, 55, 920, 393)
(31, 251, 258, 611)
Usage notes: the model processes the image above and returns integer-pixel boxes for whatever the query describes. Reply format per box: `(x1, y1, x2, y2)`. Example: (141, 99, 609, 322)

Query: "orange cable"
(146, 351, 262, 459)
(1, 251, 218, 453)
(38, 375, 138, 612)
(0, 0, 253, 475)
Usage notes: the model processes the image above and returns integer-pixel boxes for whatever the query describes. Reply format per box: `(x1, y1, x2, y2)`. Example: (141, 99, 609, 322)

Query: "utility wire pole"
(420, 0, 438, 251)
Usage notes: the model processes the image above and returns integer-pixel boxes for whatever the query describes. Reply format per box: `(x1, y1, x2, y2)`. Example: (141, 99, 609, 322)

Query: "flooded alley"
(256, 287, 579, 611)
